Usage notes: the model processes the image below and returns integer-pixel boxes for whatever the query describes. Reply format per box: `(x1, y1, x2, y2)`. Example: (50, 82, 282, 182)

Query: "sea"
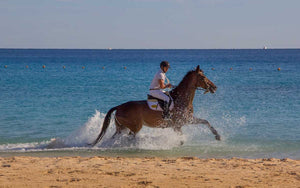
(0, 49, 299, 159)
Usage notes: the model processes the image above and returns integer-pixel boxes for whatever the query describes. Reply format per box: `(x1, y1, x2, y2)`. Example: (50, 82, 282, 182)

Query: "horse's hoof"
(180, 141, 184, 145)
(215, 135, 221, 141)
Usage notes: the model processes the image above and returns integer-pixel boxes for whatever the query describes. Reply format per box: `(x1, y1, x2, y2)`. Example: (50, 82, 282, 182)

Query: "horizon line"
(0, 47, 299, 50)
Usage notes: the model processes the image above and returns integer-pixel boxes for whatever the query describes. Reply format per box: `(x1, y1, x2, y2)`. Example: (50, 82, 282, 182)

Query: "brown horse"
(91, 65, 220, 146)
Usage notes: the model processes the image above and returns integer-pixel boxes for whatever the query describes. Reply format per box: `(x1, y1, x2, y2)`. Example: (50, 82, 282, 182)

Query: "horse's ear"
(196, 65, 200, 73)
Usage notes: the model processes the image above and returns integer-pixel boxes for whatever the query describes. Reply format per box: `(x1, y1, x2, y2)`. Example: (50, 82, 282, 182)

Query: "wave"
(0, 109, 250, 153)
(2, 110, 298, 159)
(0, 110, 188, 152)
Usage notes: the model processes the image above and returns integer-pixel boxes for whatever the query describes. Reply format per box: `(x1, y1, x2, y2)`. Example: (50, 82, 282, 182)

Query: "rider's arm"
(159, 79, 171, 89)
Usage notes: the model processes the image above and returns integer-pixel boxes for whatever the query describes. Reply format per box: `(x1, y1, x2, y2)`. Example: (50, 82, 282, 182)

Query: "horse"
(91, 65, 221, 146)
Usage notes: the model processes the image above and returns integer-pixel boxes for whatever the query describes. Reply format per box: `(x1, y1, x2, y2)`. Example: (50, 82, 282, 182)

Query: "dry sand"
(0, 156, 299, 187)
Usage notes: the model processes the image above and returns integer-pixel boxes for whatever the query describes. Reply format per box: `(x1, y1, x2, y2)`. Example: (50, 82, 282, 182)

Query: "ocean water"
(0, 49, 299, 159)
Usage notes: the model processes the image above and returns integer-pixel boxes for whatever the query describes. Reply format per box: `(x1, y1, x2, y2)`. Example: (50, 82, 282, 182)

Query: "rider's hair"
(160, 61, 170, 68)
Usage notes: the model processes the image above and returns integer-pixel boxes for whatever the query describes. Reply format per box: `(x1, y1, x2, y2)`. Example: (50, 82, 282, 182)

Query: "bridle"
(170, 72, 211, 94)
(196, 74, 210, 94)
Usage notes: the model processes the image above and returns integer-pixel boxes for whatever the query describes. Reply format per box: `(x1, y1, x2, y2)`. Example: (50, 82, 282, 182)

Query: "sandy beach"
(0, 156, 299, 187)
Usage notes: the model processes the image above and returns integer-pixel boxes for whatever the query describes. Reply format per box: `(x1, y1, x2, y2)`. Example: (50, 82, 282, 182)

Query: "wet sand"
(0, 156, 299, 187)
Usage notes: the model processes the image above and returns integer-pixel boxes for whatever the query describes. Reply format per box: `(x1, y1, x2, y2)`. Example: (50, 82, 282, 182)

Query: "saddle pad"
(147, 98, 174, 111)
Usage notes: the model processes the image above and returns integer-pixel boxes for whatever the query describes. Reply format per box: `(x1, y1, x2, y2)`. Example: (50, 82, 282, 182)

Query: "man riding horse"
(149, 61, 173, 120)
(90, 65, 221, 146)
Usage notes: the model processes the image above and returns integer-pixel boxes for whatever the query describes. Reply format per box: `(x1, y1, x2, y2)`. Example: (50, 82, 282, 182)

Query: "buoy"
(277, 68, 281, 71)
(102, 66, 105, 69)
(211, 68, 215, 70)
(26, 65, 29, 69)
(42, 65, 46, 69)
(82, 66, 85, 69)
(4, 65, 7, 68)
(249, 68, 252, 71)
(63, 66, 66, 69)
(124, 66, 127, 69)
(230, 67, 233, 70)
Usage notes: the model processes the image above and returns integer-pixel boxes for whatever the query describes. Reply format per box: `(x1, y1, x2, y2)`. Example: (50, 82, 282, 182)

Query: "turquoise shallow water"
(0, 49, 299, 159)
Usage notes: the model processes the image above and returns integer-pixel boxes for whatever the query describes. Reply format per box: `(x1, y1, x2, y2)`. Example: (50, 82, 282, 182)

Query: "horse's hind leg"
(128, 131, 136, 140)
(114, 110, 143, 138)
(111, 117, 126, 139)
(126, 122, 143, 138)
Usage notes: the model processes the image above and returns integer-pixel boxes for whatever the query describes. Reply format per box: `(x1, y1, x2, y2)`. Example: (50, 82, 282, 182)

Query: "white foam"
(0, 109, 250, 155)
(96, 127, 187, 150)
(63, 110, 105, 147)
(0, 140, 52, 151)
(0, 110, 188, 151)
(1, 109, 298, 159)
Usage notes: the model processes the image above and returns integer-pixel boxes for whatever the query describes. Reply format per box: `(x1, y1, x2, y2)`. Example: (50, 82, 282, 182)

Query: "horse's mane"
(176, 68, 203, 87)
(180, 70, 195, 84)
(170, 70, 195, 97)
(176, 70, 195, 88)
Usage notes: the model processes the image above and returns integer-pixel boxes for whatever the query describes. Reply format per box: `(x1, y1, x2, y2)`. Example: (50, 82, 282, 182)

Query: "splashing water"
(62, 110, 188, 150)
(0, 109, 298, 159)
(0, 111, 187, 152)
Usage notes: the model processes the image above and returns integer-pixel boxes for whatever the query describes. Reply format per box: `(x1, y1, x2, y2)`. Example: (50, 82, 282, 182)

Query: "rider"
(149, 61, 173, 119)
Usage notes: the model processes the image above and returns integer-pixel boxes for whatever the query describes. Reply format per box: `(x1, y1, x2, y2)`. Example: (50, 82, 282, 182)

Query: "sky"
(0, 0, 299, 49)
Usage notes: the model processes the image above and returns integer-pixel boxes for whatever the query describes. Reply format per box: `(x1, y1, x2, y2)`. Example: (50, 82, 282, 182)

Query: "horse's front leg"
(172, 126, 184, 146)
(192, 117, 221, 141)
(173, 126, 183, 135)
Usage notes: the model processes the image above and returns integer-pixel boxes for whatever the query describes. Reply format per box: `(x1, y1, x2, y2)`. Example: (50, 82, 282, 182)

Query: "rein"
(168, 71, 211, 94)
(170, 85, 207, 92)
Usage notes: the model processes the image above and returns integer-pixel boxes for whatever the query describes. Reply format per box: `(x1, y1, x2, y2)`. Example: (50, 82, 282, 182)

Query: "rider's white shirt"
(149, 69, 170, 102)
(149, 69, 166, 90)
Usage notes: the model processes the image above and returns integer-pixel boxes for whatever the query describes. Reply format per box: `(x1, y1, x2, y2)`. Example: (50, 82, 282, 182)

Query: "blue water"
(0, 49, 299, 159)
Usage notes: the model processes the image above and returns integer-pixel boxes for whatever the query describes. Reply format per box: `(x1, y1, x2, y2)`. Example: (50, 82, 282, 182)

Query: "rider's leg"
(149, 90, 171, 119)
(162, 101, 171, 119)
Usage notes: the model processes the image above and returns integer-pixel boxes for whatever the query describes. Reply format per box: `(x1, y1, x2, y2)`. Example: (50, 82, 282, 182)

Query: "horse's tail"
(90, 106, 118, 146)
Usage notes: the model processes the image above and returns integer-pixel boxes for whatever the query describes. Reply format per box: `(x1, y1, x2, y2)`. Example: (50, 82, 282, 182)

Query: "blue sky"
(0, 0, 299, 49)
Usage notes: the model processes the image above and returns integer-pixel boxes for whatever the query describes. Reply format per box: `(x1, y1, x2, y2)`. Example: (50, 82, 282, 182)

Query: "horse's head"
(195, 65, 217, 94)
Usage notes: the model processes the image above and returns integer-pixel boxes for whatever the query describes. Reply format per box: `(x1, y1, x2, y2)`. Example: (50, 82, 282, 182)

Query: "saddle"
(147, 94, 174, 112)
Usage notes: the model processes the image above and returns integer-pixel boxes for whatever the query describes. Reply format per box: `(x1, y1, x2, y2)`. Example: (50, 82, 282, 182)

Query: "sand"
(0, 156, 299, 188)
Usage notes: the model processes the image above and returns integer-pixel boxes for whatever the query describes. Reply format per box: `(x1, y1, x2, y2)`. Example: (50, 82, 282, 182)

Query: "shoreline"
(0, 156, 299, 187)
(1, 150, 298, 160)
